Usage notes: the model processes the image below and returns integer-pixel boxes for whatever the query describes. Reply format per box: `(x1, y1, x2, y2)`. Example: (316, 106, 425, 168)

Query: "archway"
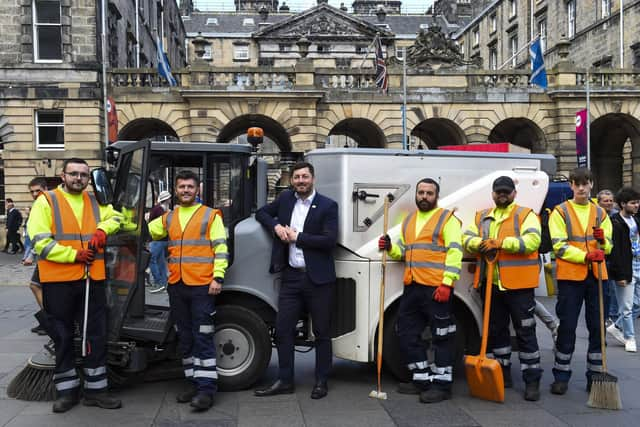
(327, 118, 386, 148)
(591, 113, 640, 192)
(488, 118, 546, 153)
(411, 118, 467, 149)
(118, 118, 179, 141)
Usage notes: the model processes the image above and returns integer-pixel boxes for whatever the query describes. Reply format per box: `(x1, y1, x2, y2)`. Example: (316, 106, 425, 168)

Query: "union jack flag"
(374, 36, 388, 94)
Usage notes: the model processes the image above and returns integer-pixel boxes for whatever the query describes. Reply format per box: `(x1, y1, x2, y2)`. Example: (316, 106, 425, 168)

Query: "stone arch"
(591, 113, 640, 192)
(411, 118, 467, 149)
(327, 118, 386, 148)
(217, 114, 291, 152)
(488, 117, 547, 153)
(118, 118, 179, 141)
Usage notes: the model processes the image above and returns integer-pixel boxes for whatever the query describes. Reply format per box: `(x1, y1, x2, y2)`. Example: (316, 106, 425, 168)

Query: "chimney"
(376, 5, 386, 22)
(259, 5, 269, 20)
(340, 2, 348, 11)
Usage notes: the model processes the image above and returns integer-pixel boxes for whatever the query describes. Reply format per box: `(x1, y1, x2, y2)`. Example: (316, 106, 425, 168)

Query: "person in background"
(606, 187, 640, 353)
(148, 190, 172, 293)
(4, 198, 23, 254)
(597, 189, 618, 324)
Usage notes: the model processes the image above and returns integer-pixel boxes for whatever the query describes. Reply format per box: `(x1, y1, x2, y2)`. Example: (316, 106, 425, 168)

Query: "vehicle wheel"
(381, 304, 410, 382)
(215, 305, 272, 391)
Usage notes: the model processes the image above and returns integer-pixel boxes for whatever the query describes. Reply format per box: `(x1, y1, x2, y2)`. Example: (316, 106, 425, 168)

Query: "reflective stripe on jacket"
(554, 201, 608, 280)
(402, 208, 457, 287)
(37, 188, 105, 282)
(472, 206, 540, 289)
(165, 206, 222, 285)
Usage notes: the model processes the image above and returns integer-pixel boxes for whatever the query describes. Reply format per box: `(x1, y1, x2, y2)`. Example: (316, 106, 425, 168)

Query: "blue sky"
(193, 0, 435, 14)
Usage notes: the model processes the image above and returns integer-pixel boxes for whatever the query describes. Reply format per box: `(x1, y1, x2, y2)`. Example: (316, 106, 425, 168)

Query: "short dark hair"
(291, 161, 314, 177)
(615, 186, 640, 205)
(416, 178, 440, 196)
(28, 177, 48, 189)
(175, 169, 200, 186)
(569, 167, 592, 185)
(6, 198, 14, 203)
(62, 158, 88, 173)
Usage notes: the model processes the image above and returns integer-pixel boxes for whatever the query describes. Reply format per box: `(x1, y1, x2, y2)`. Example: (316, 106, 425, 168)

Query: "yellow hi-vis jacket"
(148, 203, 228, 285)
(463, 203, 541, 290)
(388, 207, 463, 287)
(549, 200, 612, 281)
(28, 186, 123, 283)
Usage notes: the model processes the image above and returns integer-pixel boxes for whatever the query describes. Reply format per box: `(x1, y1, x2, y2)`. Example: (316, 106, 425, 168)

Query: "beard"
(416, 199, 436, 212)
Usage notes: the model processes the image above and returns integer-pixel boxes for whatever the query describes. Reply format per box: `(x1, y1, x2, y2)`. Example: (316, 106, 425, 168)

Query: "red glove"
(479, 238, 502, 253)
(89, 229, 107, 250)
(378, 234, 392, 251)
(433, 285, 452, 303)
(593, 227, 605, 244)
(75, 249, 95, 264)
(585, 249, 605, 263)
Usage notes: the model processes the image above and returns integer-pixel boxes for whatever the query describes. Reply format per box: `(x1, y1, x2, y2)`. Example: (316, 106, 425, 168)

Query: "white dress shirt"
(288, 190, 316, 268)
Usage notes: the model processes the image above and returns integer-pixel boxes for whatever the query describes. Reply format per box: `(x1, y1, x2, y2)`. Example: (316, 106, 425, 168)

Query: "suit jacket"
(6, 208, 22, 232)
(256, 189, 338, 285)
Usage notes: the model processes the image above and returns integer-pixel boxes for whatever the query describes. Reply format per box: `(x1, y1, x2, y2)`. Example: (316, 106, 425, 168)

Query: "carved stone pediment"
(253, 3, 393, 40)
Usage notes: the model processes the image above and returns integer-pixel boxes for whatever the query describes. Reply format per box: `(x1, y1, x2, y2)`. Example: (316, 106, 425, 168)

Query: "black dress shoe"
(310, 381, 328, 400)
(254, 379, 295, 397)
(53, 393, 79, 413)
(190, 393, 214, 411)
(83, 392, 122, 409)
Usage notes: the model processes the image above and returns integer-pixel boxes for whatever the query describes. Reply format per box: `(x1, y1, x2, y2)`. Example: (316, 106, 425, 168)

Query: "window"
(316, 44, 330, 53)
(206, 17, 218, 25)
(242, 18, 254, 26)
(489, 46, 497, 70)
(279, 43, 291, 53)
(509, 0, 517, 18)
(233, 45, 249, 60)
(36, 110, 64, 150)
(355, 45, 368, 54)
(395, 48, 404, 60)
(202, 44, 212, 60)
(538, 18, 547, 51)
(509, 34, 518, 67)
(602, 0, 611, 18)
(567, 0, 576, 38)
(490, 14, 497, 33)
(33, 0, 62, 62)
(472, 27, 479, 47)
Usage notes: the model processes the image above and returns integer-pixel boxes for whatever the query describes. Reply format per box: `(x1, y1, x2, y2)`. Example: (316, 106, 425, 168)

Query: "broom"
(7, 348, 56, 401)
(587, 242, 622, 410)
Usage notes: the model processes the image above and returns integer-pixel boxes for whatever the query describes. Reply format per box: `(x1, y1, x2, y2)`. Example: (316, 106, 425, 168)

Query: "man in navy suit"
(254, 161, 338, 400)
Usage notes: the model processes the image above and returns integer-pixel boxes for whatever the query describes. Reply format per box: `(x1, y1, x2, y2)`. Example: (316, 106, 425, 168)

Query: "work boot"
(83, 392, 122, 409)
(419, 388, 451, 404)
(397, 382, 421, 395)
(190, 393, 214, 411)
(501, 368, 513, 388)
(524, 381, 540, 401)
(176, 382, 198, 403)
(31, 324, 47, 335)
(550, 381, 568, 395)
(52, 393, 79, 413)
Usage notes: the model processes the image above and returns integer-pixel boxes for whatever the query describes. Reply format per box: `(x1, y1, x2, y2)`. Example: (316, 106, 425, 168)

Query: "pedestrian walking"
(463, 176, 543, 401)
(4, 198, 23, 254)
(548, 167, 612, 395)
(148, 170, 228, 411)
(379, 177, 462, 404)
(606, 187, 640, 353)
(598, 189, 619, 323)
(148, 190, 171, 293)
(254, 162, 338, 400)
(27, 158, 123, 413)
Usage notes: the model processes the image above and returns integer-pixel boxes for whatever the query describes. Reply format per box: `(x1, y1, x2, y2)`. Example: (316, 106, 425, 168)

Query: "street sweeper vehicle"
(12, 138, 556, 396)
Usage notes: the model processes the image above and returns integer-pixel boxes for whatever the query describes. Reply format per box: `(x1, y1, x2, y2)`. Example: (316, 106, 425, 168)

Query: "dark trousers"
(168, 282, 218, 396)
(397, 283, 455, 391)
(276, 268, 334, 383)
(42, 279, 108, 396)
(5, 228, 23, 252)
(487, 287, 542, 384)
(553, 273, 604, 383)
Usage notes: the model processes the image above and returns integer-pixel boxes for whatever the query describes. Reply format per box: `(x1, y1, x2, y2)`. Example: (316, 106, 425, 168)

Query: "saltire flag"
(529, 37, 547, 89)
(576, 109, 588, 168)
(106, 96, 118, 144)
(156, 36, 177, 86)
(374, 35, 388, 94)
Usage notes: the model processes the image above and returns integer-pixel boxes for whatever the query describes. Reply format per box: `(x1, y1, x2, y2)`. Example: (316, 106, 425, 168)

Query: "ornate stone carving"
(278, 14, 357, 37)
(396, 26, 480, 68)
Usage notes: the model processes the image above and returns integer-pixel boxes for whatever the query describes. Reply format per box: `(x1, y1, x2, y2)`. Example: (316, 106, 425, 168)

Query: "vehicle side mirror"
(91, 167, 113, 205)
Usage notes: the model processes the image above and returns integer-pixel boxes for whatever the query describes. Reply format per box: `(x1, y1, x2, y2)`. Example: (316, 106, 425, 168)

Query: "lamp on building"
(192, 32, 210, 62)
(296, 35, 311, 59)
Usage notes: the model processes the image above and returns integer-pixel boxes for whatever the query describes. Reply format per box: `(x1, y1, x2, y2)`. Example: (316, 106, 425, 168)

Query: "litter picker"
(369, 194, 391, 400)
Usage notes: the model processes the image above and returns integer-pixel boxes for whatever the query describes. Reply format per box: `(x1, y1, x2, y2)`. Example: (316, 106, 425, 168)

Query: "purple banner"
(576, 109, 588, 168)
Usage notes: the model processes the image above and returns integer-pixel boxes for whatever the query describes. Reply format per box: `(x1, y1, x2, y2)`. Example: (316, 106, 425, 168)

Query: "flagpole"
(402, 47, 407, 150)
(586, 70, 591, 170)
(101, 0, 109, 149)
(620, 0, 624, 68)
(498, 36, 537, 70)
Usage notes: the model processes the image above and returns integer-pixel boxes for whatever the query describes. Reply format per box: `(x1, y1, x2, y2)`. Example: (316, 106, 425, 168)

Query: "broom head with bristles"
(587, 372, 622, 410)
(7, 350, 56, 401)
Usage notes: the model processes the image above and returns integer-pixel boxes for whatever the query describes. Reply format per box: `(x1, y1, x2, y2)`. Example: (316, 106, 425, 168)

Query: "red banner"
(107, 97, 118, 144)
(575, 109, 587, 168)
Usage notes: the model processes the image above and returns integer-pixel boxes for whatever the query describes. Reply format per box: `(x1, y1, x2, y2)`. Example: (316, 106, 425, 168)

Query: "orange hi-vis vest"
(472, 206, 540, 290)
(555, 201, 608, 281)
(402, 208, 457, 287)
(38, 189, 105, 283)
(165, 205, 222, 286)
